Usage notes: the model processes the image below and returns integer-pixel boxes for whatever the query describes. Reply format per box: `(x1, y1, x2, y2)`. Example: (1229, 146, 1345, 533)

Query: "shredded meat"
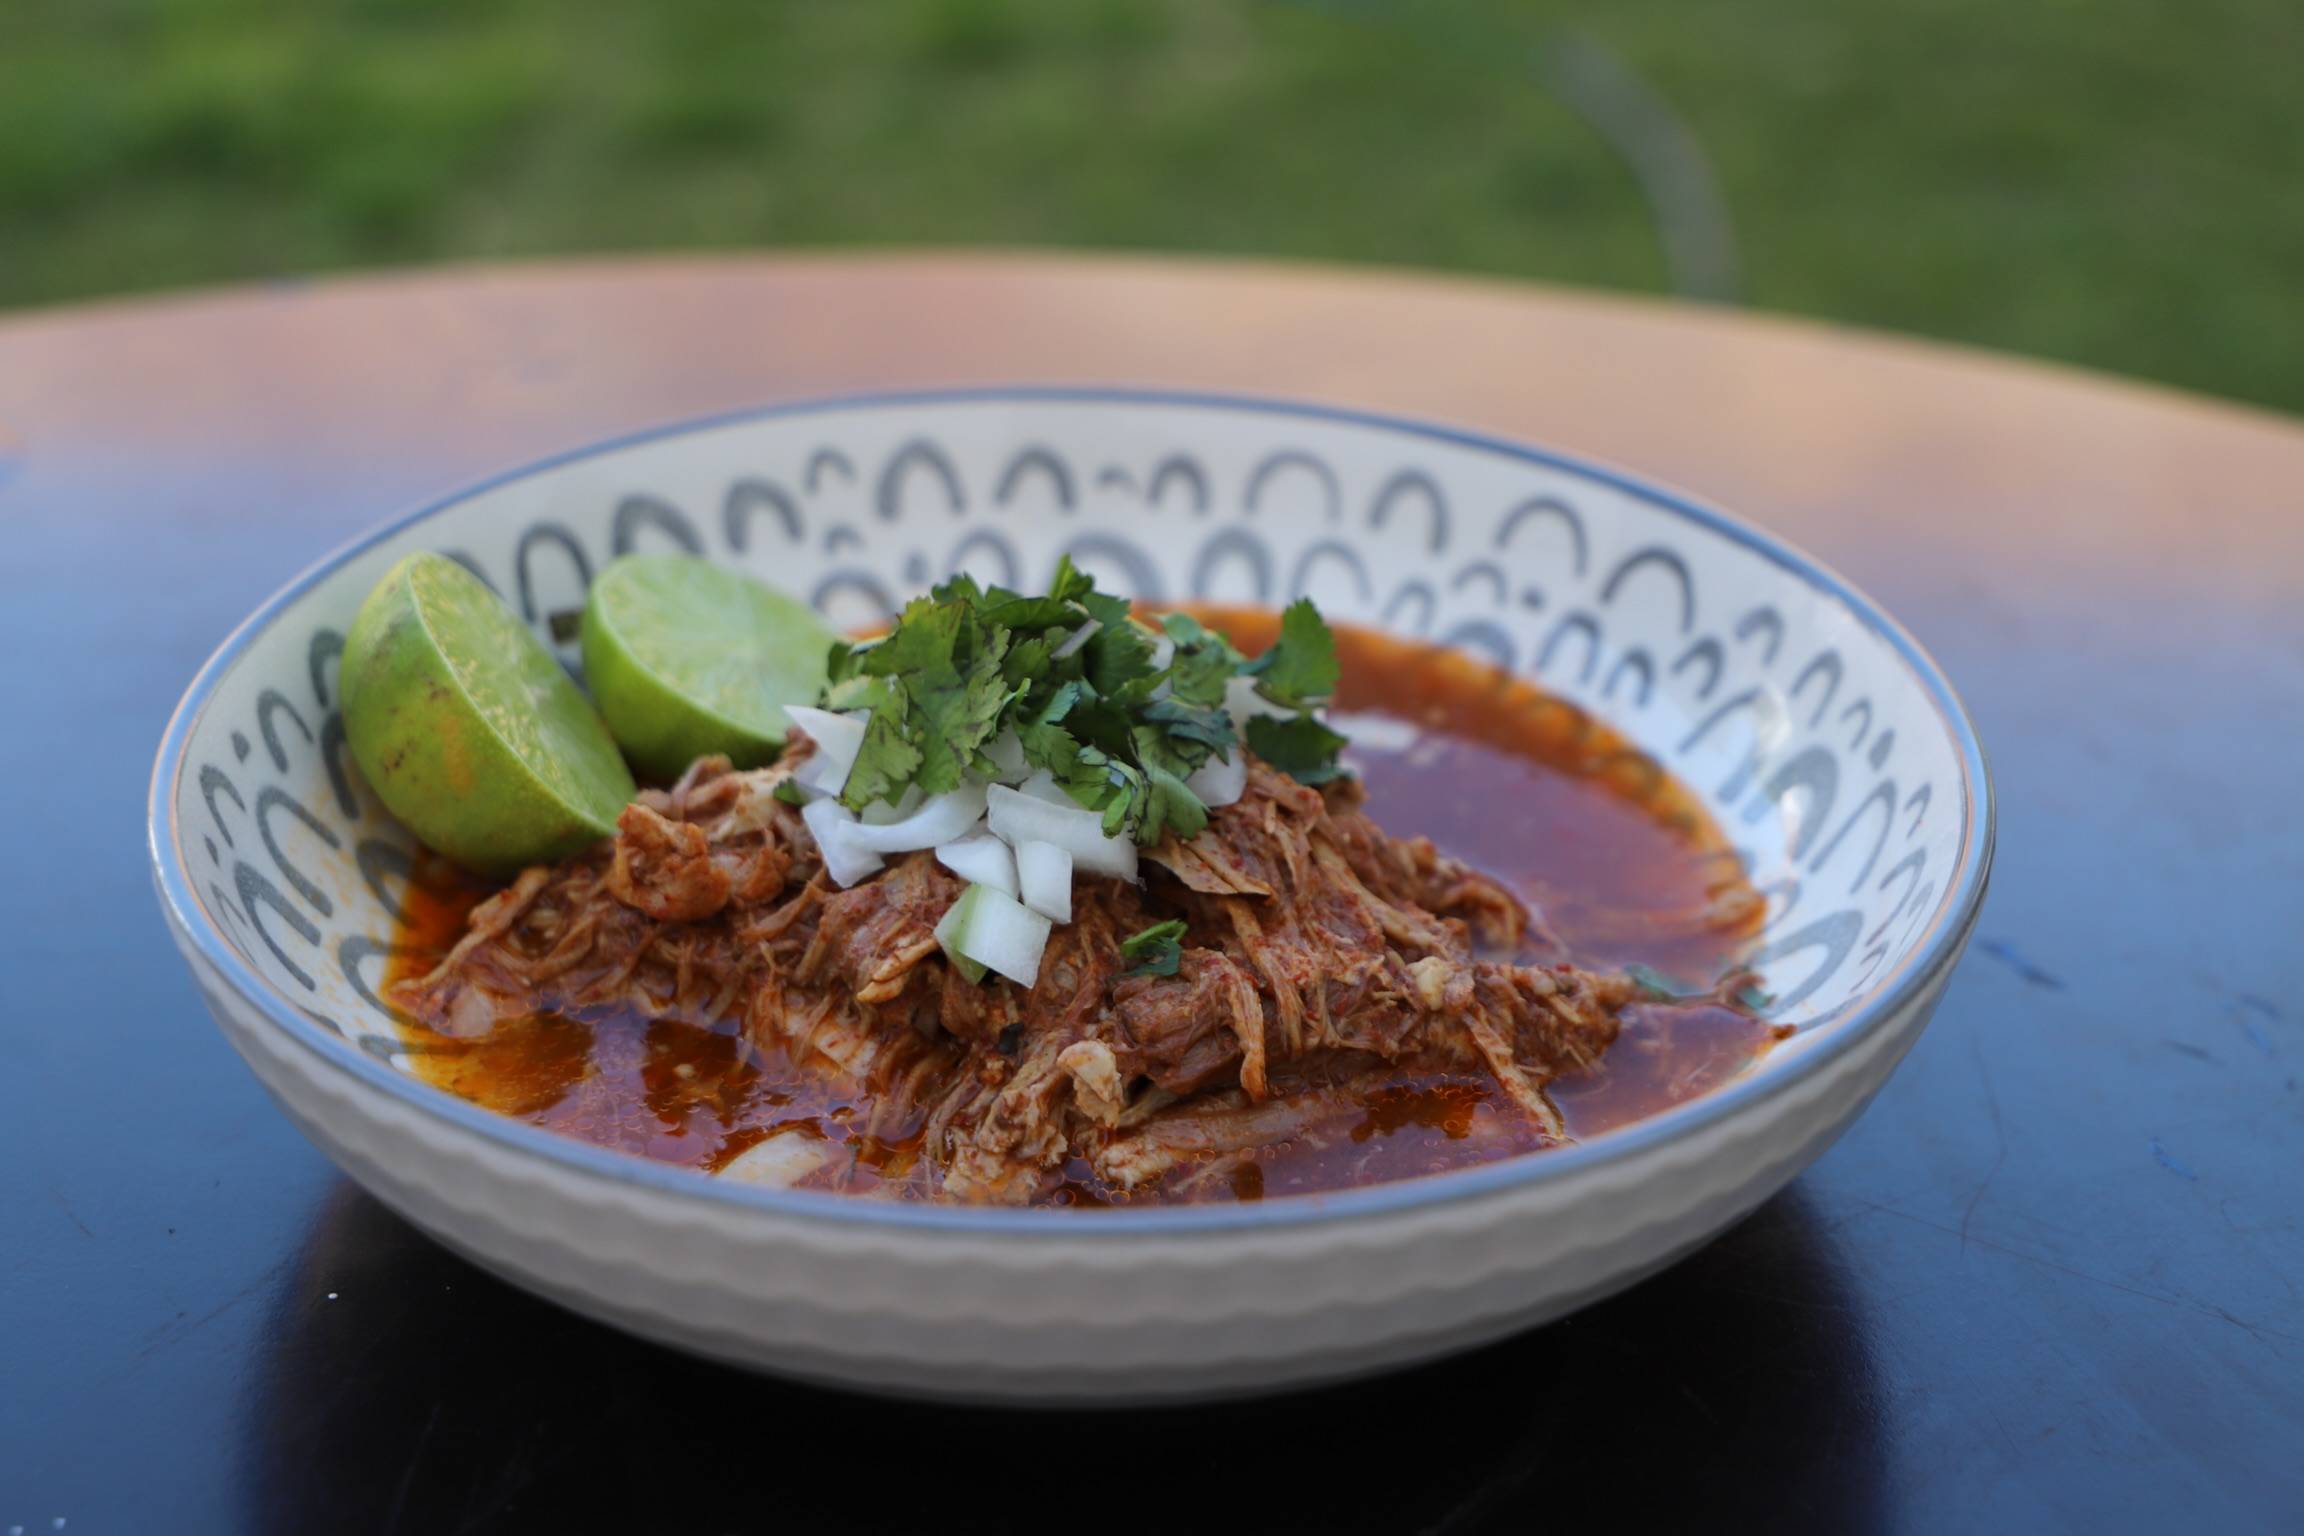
(607, 802, 732, 922)
(391, 746, 1693, 1206)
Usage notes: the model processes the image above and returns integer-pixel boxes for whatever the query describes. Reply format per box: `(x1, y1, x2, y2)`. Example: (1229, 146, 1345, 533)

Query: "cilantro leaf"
(1245, 712, 1349, 784)
(1141, 762, 1209, 844)
(859, 595, 964, 683)
(1125, 722, 1212, 842)
(912, 643, 1016, 793)
(983, 595, 1087, 632)
(1074, 585, 1134, 629)
(1249, 598, 1340, 705)
(825, 638, 864, 686)
(820, 671, 887, 714)
(1119, 919, 1189, 978)
(1138, 697, 1233, 765)
(1157, 610, 1213, 648)
(1163, 639, 1236, 709)
(1083, 620, 1157, 697)
(1015, 680, 1085, 772)
(841, 703, 925, 809)
(930, 572, 987, 610)
(1045, 555, 1096, 607)
(1002, 631, 1056, 689)
(1091, 755, 1147, 837)
(1062, 690, 1138, 760)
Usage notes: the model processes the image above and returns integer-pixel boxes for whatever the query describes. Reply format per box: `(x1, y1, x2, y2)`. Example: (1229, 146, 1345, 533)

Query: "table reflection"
(240, 1179, 1884, 1533)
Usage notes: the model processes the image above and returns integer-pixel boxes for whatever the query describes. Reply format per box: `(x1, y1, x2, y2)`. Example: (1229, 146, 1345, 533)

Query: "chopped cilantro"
(1015, 679, 1085, 774)
(983, 594, 1085, 631)
(859, 593, 966, 683)
(807, 563, 1350, 842)
(841, 703, 924, 810)
(1157, 610, 1220, 651)
(1073, 582, 1134, 630)
(1045, 554, 1097, 607)
(1247, 597, 1340, 706)
(1119, 919, 1189, 978)
(1128, 723, 1211, 843)
(1245, 713, 1349, 784)
(1138, 697, 1234, 759)
(1625, 963, 1697, 1001)
(1083, 619, 1158, 698)
(1161, 611, 1244, 709)
(912, 635, 1016, 794)
(1000, 631, 1057, 689)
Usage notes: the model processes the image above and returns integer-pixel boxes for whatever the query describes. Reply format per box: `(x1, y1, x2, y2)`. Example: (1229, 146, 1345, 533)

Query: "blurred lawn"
(4, 0, 2300, 415)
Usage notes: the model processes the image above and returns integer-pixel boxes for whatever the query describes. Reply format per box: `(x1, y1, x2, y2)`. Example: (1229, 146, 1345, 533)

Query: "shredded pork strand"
(390, 742, 1687, 1205)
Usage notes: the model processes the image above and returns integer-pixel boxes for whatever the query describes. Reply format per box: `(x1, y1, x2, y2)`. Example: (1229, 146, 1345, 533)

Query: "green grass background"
(5, 0, 2299, 415)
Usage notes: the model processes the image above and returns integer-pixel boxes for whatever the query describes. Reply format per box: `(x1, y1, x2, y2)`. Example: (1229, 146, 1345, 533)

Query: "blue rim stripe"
(148, 385, 1995, 1238)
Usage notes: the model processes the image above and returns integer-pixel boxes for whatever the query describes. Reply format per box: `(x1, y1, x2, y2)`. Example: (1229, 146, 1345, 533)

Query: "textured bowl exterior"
(151, 390, 1991, 1403)
(174, 919, 1951, 1401)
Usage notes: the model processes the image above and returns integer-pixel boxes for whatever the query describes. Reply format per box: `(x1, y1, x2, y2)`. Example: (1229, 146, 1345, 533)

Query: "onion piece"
(800, 798, 885, 887)
(718, 1131, 831, 1188)
(1017, 768, 1078, 808)
(983, 728, 1029, 783)
(1051, 619, 1101, 659)
(1224, 675, 1294, 738)
(987, 783, 1138, 881)
(1015, 840, 1073, 922)
(1184, 750, 1247, 809)
(934, 883, 1051, 988)
(785, 706, 867, 795)
(931, 903, 985, 984)
(936, 832, 1018, 896)
(859, 784, 923, 826)
(847, 783, 988, 853)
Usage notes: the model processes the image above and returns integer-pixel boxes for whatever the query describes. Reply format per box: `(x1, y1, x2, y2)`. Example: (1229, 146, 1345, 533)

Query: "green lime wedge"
(341, 551, 635, 877)
(579, 553, 835, 783)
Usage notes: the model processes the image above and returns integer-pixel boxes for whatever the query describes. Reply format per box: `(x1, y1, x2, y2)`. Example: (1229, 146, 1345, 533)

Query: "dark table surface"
(3, 254, 2300, 1534)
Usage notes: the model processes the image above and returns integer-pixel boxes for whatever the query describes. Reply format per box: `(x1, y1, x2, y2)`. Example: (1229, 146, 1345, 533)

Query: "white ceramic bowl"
(150, 389, 1991, 1403)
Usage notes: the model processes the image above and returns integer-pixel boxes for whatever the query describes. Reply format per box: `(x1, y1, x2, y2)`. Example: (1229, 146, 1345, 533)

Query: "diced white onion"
(1185, 750, 1247, 809)
(1147, 630, 1175, 700)
(859, 784, 923, 826)
(1017, 768, 1078, 808)
(718, 1131, 831, 1189)
(1224, 675, 1294, 737)
(1324, 710, 1420, 755)
(935, 832, 1018, 896)
(800, 797, 885, 887)
(931, 898, 984, 983)
(785, 706, 867, 795)
(936, 883, 1052, 987)
(983, 728, 1028, 783)
(1051, 619, 1101, 659)
(847, 783, 989, 853)
(1015, 840, 1073, 922)
(987, 783, 1138, 882)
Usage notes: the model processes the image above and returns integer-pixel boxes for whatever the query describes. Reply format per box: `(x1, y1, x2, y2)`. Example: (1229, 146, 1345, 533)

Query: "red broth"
(389, 609, 1777, 1203)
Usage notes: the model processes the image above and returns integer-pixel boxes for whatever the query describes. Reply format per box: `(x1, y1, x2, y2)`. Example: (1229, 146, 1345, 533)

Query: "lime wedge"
(341, 552, 635, 877)
(580, 553, 835, 783)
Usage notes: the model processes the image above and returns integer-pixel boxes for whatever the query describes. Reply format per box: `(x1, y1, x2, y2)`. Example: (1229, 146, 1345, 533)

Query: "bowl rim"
(149, 385, 1995, 1238)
